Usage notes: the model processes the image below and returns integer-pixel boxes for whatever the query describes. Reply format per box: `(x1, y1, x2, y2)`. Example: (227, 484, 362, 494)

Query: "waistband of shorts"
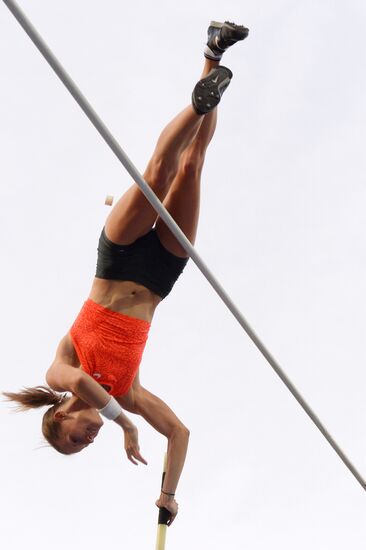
(83, 298, 151, 330)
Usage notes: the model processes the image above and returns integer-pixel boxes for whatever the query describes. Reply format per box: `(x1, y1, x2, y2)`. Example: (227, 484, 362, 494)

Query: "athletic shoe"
(192, 66, 233, 115)
(204, 21, 249, 61)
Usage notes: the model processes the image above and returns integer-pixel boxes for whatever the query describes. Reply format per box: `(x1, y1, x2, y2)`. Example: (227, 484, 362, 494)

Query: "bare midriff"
(88, 277, 162, 323)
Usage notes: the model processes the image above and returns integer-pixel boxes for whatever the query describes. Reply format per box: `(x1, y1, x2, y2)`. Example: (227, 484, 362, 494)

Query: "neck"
(63, 395, 91, 413)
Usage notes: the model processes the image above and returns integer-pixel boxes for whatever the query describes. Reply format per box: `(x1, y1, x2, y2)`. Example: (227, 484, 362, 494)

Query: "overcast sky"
(1, 1, 366, 549)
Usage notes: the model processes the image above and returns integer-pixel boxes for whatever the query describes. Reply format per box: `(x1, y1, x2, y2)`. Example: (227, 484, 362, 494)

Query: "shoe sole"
(192, 66, 233, 115)
(209, 20, 249, 37)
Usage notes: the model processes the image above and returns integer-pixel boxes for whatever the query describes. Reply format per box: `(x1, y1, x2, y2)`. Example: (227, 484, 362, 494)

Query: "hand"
(155, 494, 178, 526)
(123, 424, 148, 466)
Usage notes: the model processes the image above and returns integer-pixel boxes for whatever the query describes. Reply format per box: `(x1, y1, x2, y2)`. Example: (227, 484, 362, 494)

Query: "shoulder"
(54, 332, 80, 367)
(46, 333, 81, 391)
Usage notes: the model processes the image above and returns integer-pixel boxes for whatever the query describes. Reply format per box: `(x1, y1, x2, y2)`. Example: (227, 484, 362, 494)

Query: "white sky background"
(1, 0, 366, 548)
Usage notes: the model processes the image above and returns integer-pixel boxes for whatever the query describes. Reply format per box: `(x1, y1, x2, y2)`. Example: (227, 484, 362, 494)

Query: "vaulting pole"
(155, 454, 170, 550)
(3, 0, 366, 492)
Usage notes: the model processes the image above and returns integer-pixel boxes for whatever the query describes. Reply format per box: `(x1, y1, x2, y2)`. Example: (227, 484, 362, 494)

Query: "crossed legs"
(104, 58, 219, 256)
(155, 108, 217, 256)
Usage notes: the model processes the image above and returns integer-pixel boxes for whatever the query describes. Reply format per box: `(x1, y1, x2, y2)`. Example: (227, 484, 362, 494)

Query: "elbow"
(171, 424, 190, 440)
(69, 369, 84, 395)
(183, 425, 190, 438)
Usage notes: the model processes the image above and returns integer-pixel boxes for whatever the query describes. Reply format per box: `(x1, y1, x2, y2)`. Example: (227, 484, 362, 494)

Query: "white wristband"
(98, 397, 122, 420)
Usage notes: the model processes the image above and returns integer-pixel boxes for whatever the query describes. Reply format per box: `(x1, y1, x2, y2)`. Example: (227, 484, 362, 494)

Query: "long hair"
(2, 385, 72, 455)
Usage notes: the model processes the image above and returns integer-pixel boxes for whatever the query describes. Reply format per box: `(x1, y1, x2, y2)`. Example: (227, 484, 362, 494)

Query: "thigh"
(104, 183, 158, 245)
(155, 174, 201, 257)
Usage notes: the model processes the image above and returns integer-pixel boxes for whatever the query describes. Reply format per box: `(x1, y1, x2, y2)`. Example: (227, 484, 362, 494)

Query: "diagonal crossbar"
(3, 0, 366, 492)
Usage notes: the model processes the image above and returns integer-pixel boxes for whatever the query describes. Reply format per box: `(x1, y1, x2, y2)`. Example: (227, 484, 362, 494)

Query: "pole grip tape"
(158, 453, 172, 525)
(158, 507, 171, 525)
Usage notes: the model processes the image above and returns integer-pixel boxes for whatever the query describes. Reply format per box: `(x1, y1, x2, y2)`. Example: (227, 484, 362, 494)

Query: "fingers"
(167, 503, 178, 526)
(167, 513, 176, 526)
(155, 500, 178, 527)
(126, 447, 148, 466)
(127, 452, 139, 465)
(124, 428, 148, 465)
(134, 449, 148, 465)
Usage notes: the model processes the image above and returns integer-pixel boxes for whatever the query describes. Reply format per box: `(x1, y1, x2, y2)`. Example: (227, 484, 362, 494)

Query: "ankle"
(201, 58, 220, 78)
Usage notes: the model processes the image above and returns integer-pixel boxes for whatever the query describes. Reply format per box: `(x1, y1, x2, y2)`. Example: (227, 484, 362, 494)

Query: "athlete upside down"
(3, 20, 249, 525)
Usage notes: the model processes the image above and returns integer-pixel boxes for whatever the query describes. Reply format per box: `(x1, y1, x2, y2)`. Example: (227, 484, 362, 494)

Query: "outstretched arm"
(135, 386, 190, 499)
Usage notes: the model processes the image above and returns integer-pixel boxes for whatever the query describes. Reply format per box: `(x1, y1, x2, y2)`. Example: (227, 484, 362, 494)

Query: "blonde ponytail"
(2, 385, 64, 412)
(2, 386, 72, 455)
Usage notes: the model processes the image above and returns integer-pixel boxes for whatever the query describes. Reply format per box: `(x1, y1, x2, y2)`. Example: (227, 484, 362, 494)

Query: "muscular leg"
(104, 59, 219, 245)
(155, 89, 218, 257)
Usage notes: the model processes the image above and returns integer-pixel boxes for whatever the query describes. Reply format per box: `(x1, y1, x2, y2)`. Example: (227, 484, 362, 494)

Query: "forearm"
(135, 387, 190, 494)
(161, 427, 190, 494)
(74, 370, 134, 430)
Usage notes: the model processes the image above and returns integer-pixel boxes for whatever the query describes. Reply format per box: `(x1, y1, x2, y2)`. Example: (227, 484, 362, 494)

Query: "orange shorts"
(70, 299, 150, 396)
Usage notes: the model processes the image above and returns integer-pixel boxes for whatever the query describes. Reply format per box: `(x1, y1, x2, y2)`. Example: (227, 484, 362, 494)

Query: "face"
(56, 407, 104, 454)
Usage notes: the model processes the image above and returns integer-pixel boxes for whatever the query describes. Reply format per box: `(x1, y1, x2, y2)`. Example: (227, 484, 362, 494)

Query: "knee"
(180, 149, 205, 178)
(145, 154, 177, 194)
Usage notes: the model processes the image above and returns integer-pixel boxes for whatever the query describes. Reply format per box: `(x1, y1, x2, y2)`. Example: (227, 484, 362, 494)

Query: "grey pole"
(3, 0, 366, 492)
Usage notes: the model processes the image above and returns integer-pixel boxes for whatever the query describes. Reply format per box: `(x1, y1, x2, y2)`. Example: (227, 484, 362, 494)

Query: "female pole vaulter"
(3, 21, 249, 525)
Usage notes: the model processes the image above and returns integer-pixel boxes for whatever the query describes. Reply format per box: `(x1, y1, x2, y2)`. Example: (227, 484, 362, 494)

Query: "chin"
(89, 414, 104, 430)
